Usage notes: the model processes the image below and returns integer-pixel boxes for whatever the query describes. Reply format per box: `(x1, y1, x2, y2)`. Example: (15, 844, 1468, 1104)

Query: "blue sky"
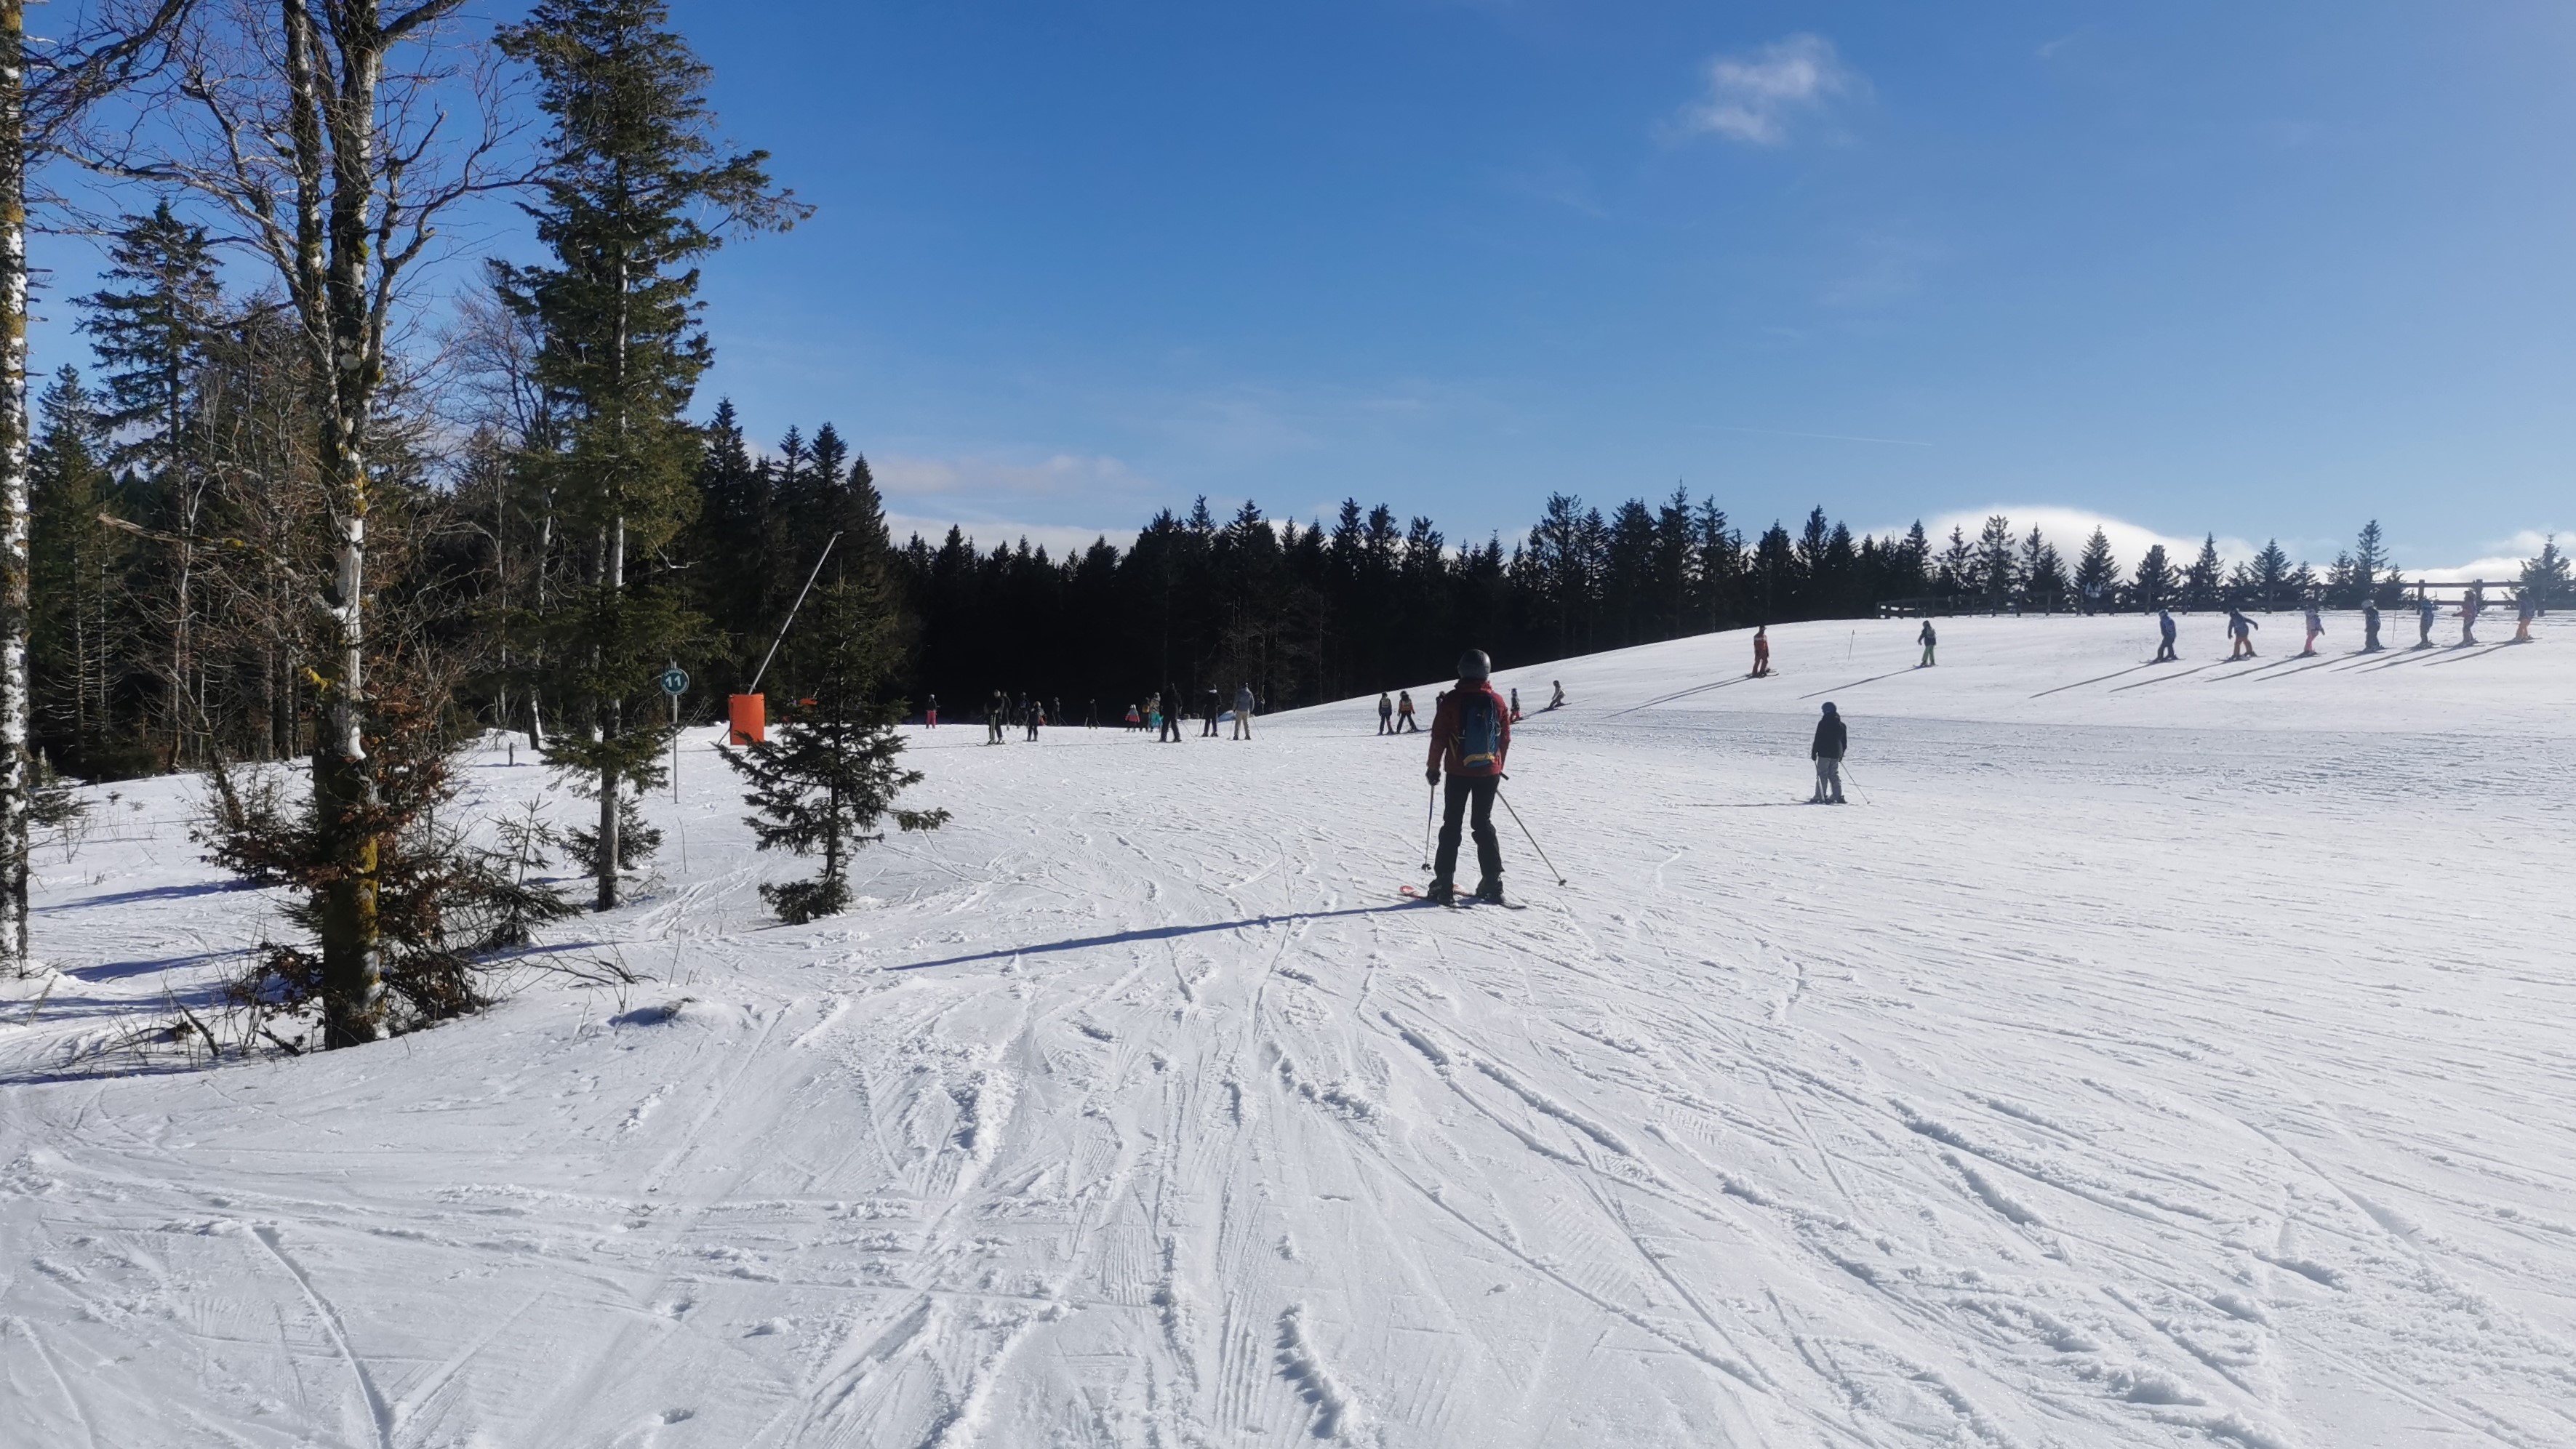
(36, 1, 2576, 574)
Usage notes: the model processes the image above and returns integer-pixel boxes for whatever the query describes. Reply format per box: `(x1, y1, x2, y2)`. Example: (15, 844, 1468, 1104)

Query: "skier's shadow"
(889, 902, 1423, 972)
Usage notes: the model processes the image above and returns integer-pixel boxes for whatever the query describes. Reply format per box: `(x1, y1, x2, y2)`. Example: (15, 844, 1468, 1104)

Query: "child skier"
(2155, 609, 2179, 662)
(1809, 703, 1847, 804)
(1917, 619, 1937, 667)
(2417, 595, 2437, 647)
(2363, 603, 2383, 652)
(1396, 691, 1420, 732)
(1377, 693, 1394, 735)
(1233, 683, 1256, 739)
(2301, 604, 2324, 657)
(2515, 593, 2537, 642)
(1753, 625, 1772, 678)
(2226, 608, 2259, 659)
(2462, 583, 2484, 646)
(1424, 650, 1511, 906)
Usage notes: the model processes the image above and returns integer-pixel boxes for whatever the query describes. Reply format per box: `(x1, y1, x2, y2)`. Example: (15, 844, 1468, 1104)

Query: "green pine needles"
(722, 571, 947, 925)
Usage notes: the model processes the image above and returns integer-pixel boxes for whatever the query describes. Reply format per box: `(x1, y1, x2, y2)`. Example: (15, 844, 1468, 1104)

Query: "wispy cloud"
(1671, 34, 1863, 147)
(873, 451, 1148, 501)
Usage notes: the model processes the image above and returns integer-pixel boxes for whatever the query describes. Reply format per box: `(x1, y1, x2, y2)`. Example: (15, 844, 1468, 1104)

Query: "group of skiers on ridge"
(1112, 683, 1260, 742)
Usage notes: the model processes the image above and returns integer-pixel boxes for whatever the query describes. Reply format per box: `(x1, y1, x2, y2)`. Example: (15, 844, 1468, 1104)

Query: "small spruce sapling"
(722, 567, 947, 924)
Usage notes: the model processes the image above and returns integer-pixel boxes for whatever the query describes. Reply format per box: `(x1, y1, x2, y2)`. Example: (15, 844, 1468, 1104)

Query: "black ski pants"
(2154, 637, 2177, 662)
(1433, 774, 1503, 890)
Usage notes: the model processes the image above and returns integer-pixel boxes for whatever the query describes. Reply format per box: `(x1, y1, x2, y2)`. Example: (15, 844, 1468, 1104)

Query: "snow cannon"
(728, 693, 766, 745)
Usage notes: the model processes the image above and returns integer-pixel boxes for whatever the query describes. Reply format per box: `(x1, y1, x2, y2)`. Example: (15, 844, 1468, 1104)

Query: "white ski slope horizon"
(4, 611, 2572, 1448)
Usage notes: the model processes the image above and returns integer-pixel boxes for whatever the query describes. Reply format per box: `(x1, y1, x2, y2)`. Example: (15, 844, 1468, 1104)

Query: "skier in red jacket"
(1425, 649, 1512, 905)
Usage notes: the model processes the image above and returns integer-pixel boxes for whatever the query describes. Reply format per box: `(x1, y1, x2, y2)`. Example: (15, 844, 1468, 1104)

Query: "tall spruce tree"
(496, 0, 802, 912)
(79, 202, 221, 766)
(2520, 534, 2568, 611)
(2131, 544, 2177, 611)
(2183, 534, 2223, 610)
(2073, 528, 2119, 612)
(26, 368, 124, 770)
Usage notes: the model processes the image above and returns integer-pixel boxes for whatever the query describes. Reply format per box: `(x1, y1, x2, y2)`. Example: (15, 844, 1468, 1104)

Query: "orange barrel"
(727, 693, 766, 745)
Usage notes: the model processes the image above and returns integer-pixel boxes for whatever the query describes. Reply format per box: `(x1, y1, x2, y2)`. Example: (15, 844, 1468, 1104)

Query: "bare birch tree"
(62, 0, 513, 1037)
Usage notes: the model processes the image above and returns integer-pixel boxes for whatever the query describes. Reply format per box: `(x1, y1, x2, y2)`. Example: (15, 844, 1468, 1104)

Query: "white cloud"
(872, 451, 1148, 500)
(1671, 34, 1862, 147)
(1907, 507, 2257, 572)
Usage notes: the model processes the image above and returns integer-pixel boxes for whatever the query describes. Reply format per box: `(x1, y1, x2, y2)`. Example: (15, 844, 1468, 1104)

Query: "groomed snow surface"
(4, 612, 2573, 1449)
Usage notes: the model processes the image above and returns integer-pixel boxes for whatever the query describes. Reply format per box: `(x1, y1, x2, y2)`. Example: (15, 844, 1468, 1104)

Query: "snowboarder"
(2461, 582, 2484, 646)
(1201, 688, 1221, 738)
(1396, 691, 1420, 732)
(2417, 594, 2437, 647)
(1377, 693, 1394, 735)
(1548, 681, 1565, 710)
(1917, 619, 1937, 668)
(926, 692, 939, 728)
(2154, 609, 2180, 662)
(1510, 686, 1523, 721)
(2515, 593, 2537, 643)
(1425, 649, 1511, 905)
(2300, 604, 2324, 657)
(1161, 683, 1184, 742)
(1809, 703, 1847, 805)
(1233, 683, 1256, 739)
(1753, 625, 1772, 678)
(2226, 608, 2259, 659)
(2363, 603, 2383, 652)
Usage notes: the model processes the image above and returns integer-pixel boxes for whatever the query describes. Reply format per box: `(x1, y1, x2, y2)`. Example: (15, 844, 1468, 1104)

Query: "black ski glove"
(1425, 766, 1439, 787)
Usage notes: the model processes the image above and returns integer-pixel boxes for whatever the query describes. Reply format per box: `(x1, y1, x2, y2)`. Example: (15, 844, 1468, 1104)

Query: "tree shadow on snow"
(37, 880, 261, 913)
(890, 903, 1425, 973)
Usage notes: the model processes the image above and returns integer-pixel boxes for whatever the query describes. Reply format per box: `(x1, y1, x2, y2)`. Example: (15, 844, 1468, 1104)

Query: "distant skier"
(1201, 688, 1221, 738)
(2226, 607, 2259, 659)
(1809, 702, 1847, 805)
(1024, 697, 1041, 742)
(926, 692, 939, 728)
(1548, 681, 1565, 710)
(986, 690, 1008, 744)
(2417, 594, 2437, 648)
(2363, 603, 2383, 652)
(1509, 686, 1523, 721)
(1233, 683, 1256, 739)
(1424, 649, 1511, 906)
(1377, 692, 1394, 735)
(2300, 604, 2324, 657)
(2154, 609, 2180, 662)
(1396, 690, 1420, 732)
(1753, 625, 1772, 678)
(1161, 683, 1184, 742)
(1125, 702, 1142, 731)
(2514, 593, 2537, 643)
(2461, 582, 2484, 646)
(1916, 619, 1937, 668)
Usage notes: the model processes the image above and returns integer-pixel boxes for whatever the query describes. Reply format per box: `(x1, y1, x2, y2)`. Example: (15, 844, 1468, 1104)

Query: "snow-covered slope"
(4, 613, 2572, 1448)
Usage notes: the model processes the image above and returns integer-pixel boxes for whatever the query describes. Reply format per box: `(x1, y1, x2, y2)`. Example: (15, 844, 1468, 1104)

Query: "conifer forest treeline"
(4, 2, 2572, 1044)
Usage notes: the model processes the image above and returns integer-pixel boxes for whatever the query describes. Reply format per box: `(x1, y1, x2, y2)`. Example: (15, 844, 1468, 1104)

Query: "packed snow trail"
(4, 613, 2574, 1448)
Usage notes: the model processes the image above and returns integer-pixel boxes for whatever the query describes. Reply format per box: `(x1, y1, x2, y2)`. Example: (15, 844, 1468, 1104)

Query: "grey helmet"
(1457, 649, 1491, 683)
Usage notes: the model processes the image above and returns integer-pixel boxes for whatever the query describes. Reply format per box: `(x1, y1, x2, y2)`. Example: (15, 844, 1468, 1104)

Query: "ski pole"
(1840, 764, 1871, 806)
(1421, 782, 1436, 872)
(1495, 788, 1567, 886)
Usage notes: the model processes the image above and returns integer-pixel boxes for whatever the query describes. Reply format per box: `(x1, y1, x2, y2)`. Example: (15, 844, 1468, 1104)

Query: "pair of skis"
(1397, 885, 1526, 910)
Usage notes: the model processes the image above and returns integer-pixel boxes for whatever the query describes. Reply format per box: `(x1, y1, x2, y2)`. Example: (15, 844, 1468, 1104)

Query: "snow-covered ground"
(4, 612, 2572, 1448)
